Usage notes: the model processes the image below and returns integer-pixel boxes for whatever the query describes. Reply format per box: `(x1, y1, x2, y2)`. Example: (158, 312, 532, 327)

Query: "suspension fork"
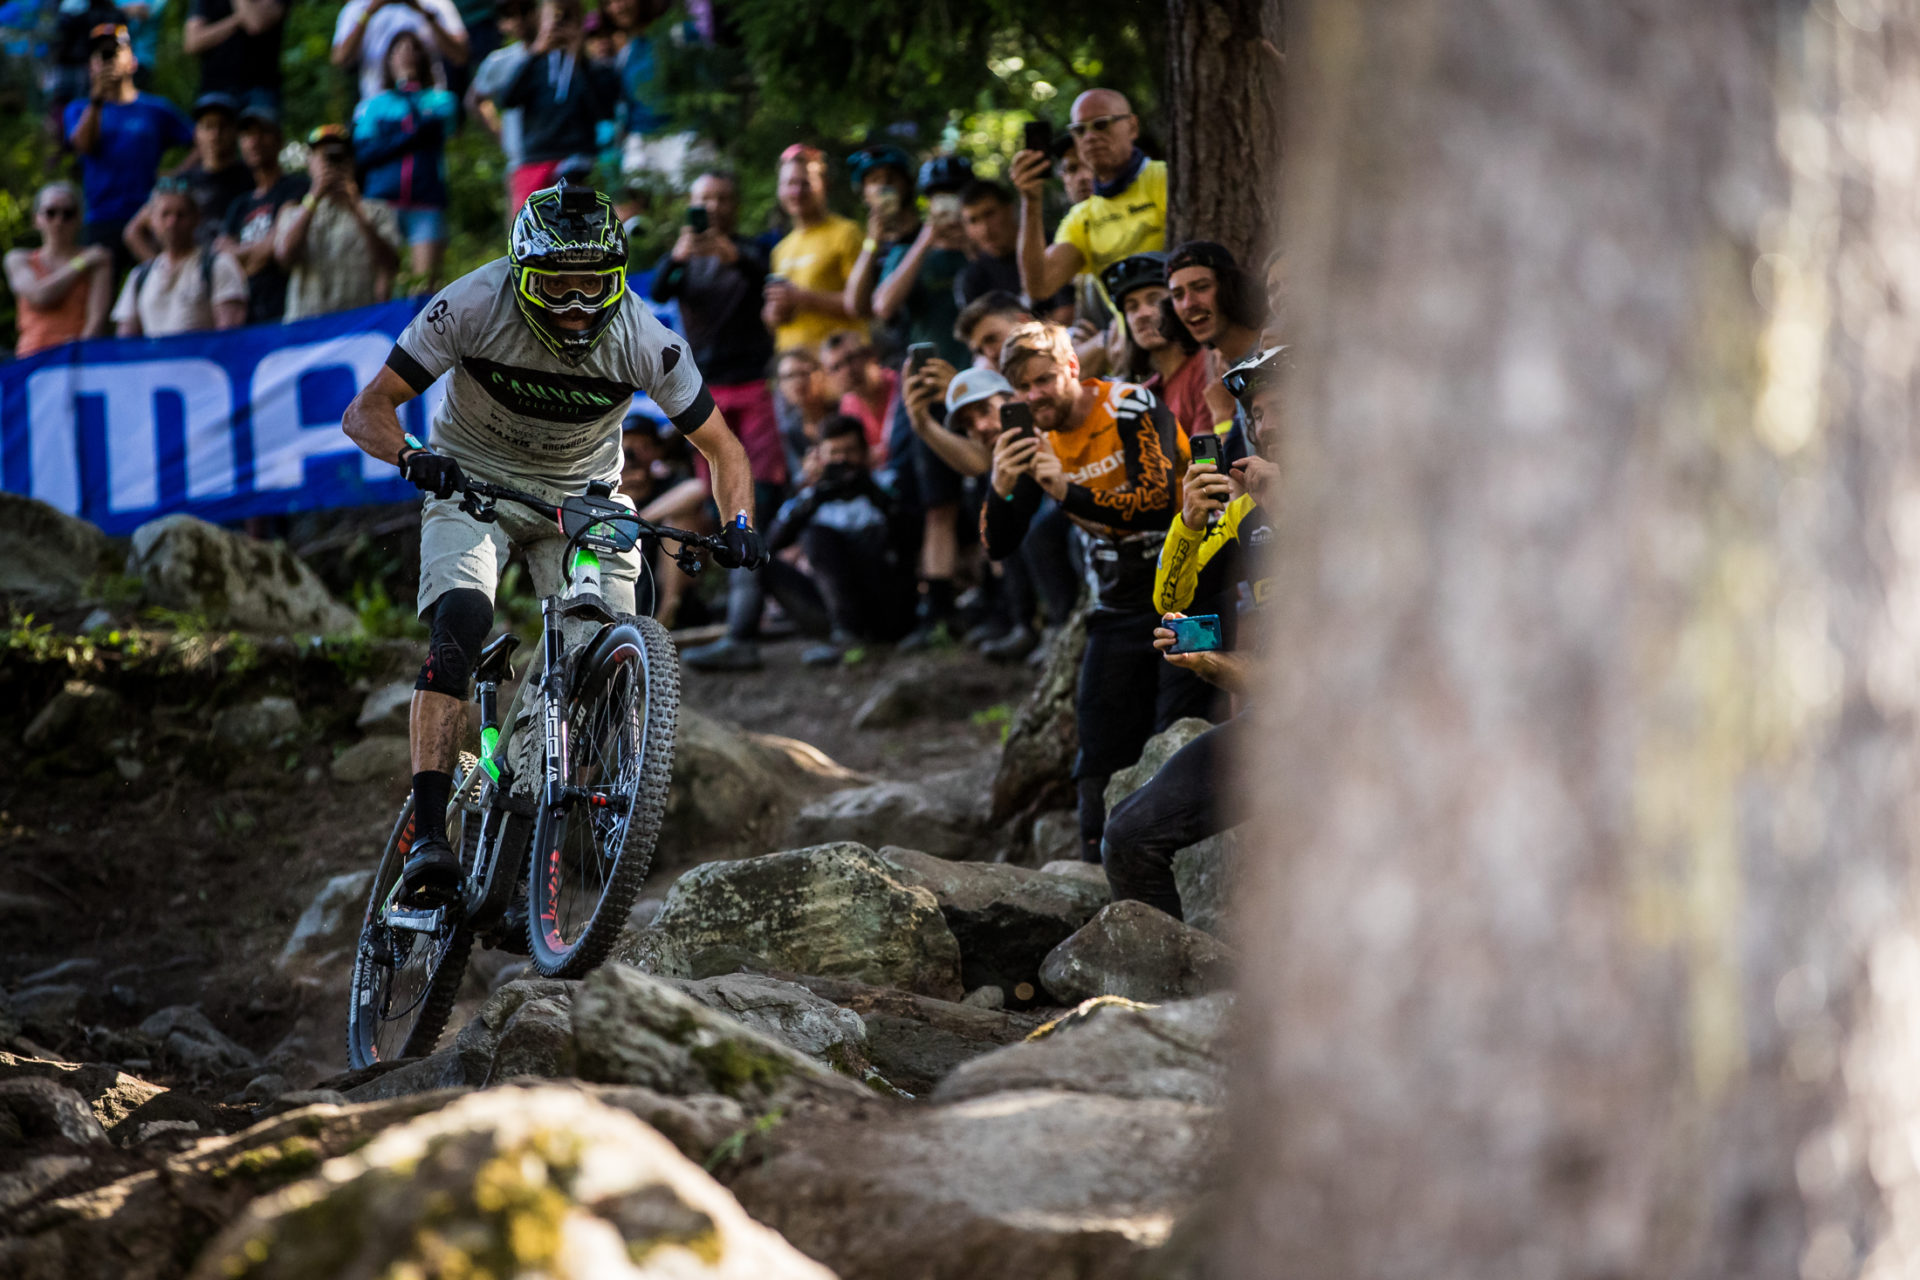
(539, 595, 570, 816)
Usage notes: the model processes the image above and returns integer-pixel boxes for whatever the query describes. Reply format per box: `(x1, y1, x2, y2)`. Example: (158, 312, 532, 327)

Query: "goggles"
(1221, 345, 1289, 406)
(518, 266, 626, 311)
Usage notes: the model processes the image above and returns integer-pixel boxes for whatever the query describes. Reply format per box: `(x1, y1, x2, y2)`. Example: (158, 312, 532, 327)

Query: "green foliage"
(0, 0, 1162, 346)
(657, 0, 1165, 233)
(352, 579, 428, 640)
(971, 701, 1013, 742)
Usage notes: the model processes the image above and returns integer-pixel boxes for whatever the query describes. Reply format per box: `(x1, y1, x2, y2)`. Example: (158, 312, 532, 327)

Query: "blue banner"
(1, 279, 680, 536)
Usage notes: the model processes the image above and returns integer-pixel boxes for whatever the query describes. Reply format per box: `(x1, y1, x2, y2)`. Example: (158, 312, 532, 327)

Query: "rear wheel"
(345, 753, 480, 1070)
(527, 614, 678, 978)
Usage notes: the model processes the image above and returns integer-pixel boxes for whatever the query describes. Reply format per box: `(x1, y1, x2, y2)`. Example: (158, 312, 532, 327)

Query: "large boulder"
(275, 870, 373, 976)
(631, 843, 964, 1000)
(0, 1052, 166, 1134)
(877, 847, 1108, 995)
(571, 964, 862, 1106)
(209, 696, 301, 752)
(186, 1086, 836, 1280)
(1039, 902, 1232, 1005)
(727, 1089, 1216, 1280)
(0, 493, 120, 607)
(1173, 828, 1238, 938)
(329, 734, 412, 786)
(126, 513, 358, 636)
(772, 973, 1043, 1096)
(934, 994, 1233, 1107)
(990, 604, 1088, 824)
(669, 973, 869, 1074)
(1, 1091, 459, 1278)
(0, 1078, 109, 1146)
(788, 782, 979, 860)
(663, 707, 868, 867)
(1103, 717, 1215, 812)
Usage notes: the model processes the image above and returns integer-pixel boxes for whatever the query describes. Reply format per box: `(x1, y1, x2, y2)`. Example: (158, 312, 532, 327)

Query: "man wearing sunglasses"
(1009, 88, 1167, 307)
(341, 179, 765, 905)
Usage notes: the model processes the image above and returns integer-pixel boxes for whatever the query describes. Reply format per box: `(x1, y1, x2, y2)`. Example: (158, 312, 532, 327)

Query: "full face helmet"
(509, 178, 629, 363)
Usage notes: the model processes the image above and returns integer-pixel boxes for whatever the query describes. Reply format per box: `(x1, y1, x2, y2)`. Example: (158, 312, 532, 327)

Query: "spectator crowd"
(2, 0, 1285, 922)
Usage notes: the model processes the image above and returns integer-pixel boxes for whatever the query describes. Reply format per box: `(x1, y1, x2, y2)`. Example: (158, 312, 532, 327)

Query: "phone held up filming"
(1167, 614, 1223, 655)
(999, 402, 1036, 440)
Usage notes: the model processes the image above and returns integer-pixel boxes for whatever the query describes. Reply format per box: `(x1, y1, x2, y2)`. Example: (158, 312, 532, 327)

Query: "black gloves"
(713, 520, 768, 570)
(399, 446, 465, 500)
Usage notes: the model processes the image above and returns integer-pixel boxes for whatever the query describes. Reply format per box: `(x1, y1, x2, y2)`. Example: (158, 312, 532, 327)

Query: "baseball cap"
(88, 22, 129, 53)
(191, 92, 241, 120)
(307, 124, 352, 152)
(239, 100, 281, 129)
(945, 367, 1014, 416)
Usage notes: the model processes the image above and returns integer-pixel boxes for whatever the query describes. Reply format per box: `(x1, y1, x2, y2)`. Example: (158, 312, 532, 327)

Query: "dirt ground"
(0, 630, 1032, 1081)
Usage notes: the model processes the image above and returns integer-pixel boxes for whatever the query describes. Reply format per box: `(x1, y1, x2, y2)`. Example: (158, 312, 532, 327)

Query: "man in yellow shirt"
(761, 143, 864, 351)
(1010, 89, 1167, 304)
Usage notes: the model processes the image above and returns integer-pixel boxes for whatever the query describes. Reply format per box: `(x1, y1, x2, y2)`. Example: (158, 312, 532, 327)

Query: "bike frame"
(390, 477, 720, 945)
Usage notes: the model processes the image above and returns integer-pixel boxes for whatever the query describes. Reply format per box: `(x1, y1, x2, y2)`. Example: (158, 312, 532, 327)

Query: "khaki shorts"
(416, 487, 643, 618)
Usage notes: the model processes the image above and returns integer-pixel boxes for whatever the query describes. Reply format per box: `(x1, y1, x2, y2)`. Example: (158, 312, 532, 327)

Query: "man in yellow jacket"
(1104, 345, 1284, 917)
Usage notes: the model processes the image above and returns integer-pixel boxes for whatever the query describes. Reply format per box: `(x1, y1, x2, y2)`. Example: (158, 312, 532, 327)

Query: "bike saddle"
(475, 633, 521, 683)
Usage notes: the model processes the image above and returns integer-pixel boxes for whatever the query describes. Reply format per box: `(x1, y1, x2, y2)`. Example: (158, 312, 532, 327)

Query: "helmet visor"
(519, 266, 626, 311)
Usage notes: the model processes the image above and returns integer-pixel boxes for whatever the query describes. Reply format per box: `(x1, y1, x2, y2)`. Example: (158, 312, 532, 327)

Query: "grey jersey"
(386, 258, 712, 492)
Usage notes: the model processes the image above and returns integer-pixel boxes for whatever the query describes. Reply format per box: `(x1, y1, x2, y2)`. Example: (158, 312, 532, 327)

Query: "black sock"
(412, 770, 452, 843)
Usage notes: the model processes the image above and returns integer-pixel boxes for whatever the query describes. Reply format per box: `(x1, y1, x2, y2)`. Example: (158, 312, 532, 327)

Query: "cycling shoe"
(398, 834, 463, 907)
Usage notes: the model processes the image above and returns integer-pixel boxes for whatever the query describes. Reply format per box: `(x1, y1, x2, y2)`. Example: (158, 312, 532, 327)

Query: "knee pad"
(415, 588, 494, 697)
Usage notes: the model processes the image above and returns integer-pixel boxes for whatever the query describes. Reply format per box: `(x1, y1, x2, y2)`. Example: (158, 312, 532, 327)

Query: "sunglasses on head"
(1067, 113, 1130, 138)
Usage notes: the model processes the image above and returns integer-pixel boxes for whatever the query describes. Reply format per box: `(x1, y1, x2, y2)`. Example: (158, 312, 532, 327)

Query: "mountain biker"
(341, 178, 767, 907)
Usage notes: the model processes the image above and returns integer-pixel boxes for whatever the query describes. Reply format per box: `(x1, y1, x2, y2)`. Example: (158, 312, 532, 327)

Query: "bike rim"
(538, 642, 645, 956)
(355, 805, 470, 1062)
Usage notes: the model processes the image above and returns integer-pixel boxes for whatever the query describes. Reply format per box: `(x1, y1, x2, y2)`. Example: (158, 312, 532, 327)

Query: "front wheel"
(527, 614, 679, 978)
(345, 753, 480, 1070)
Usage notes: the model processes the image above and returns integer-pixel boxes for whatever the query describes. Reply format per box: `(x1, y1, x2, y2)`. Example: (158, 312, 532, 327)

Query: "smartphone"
(1190, 433, 1222, 468)
(1167, 614, 1223, 655)
(999, 401, 1035, 439)
(765, 273, 785, 285)
(873, 186, 901, 216)
(1023, 120, 1052, 156)
(928, 192, 962, 219)
(906, 342, 937, 374)
(685, 205, 708, 233)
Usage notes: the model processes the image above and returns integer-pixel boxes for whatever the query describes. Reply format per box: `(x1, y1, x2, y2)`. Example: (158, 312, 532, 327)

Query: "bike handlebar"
(456, 477, 728, 556)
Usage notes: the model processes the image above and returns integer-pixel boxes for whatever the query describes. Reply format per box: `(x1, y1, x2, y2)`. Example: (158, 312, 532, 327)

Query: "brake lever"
(459, 490, 499, 523)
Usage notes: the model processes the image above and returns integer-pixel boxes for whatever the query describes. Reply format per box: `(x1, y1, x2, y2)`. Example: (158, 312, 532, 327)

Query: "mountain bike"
(346, 477, 726, 1070)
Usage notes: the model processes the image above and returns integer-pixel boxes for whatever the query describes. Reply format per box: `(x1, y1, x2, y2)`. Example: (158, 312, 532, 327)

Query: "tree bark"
(1224, 1, 1920, 1276)
(1163, 0, 1284, 261)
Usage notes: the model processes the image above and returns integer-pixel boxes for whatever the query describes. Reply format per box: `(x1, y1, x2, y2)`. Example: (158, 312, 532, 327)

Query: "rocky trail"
(0, 495, 1238, 1279)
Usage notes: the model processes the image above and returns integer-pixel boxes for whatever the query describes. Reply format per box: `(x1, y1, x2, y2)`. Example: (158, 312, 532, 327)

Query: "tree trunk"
(1224, 1, 1920, 1276)
(1162, 0, 1284, 261)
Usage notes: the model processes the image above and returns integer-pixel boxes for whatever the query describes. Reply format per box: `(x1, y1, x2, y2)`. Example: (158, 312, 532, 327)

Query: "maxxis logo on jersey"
(461, 355, 639, 424)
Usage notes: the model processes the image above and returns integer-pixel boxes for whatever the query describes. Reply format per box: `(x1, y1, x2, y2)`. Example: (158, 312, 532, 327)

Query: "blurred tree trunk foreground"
(1225, 2, 1920, 1276)
(1164, 0, 1285, 259)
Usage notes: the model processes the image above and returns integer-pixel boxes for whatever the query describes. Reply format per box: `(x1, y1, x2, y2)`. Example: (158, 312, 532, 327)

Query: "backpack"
(129, 247, 218, 326)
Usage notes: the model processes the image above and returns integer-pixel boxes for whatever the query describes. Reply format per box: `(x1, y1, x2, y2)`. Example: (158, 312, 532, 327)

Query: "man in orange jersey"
(982, 320, 1218, 864)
